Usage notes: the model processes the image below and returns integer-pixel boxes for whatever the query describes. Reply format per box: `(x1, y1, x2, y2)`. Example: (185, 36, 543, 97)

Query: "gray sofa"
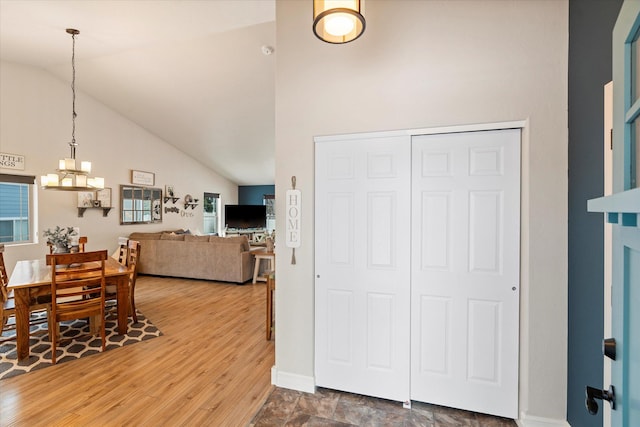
(128, 232, 255, 283)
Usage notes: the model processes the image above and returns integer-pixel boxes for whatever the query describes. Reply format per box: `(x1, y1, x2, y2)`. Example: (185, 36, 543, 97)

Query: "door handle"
(585, 385, 615, 415)
(603, 337, 616, 360)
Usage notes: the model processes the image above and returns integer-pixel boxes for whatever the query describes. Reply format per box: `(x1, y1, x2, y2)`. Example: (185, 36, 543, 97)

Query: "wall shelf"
(78, 207, 112, 218)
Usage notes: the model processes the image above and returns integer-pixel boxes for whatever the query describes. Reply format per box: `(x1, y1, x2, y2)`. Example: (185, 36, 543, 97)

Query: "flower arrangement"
(43, 226, 77, 251)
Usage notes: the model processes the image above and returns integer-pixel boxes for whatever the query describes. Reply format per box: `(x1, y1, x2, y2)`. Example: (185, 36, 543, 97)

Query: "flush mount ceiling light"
(313, 0, 366, 44)
(41, 28, 104, 191)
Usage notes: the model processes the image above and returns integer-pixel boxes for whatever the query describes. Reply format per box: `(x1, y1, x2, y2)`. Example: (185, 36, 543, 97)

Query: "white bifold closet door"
(410, 130, 520, 419)
(315, 129, 520, 418)
(315, 135, 412, 403)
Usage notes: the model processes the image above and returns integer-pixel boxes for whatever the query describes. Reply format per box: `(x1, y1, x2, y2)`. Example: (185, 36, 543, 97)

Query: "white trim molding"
(516, 413, 571, 427)
(271, 366, 316, 394)
(313, 120, 527, 143)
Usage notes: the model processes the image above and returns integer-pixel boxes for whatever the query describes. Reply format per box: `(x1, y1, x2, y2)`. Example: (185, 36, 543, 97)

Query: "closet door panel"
(410, 129, 520, 419)
(315, 135, 411, 403)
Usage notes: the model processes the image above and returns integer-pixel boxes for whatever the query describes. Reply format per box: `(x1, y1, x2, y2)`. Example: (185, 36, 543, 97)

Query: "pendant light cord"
(70, 30, 78, 159)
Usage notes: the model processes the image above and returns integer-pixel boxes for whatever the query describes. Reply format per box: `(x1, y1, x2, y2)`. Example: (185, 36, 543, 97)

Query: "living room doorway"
(203, 192, 220, 235)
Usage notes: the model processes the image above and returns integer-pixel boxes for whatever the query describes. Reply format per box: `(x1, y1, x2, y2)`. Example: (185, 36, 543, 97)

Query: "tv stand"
(225, 228, 267, 243)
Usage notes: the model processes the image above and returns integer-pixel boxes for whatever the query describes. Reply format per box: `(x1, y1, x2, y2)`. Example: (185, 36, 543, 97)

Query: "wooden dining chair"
(0, 243, 9, 336)
(46, 250, 108, 364)
(1, 244, 51, 343)
(116, 239, 128, 266)
(78, 236, 88, 252)
(126, 240, 141, 322)
(106, 240, 140, 323)
(0, 244, 7, 286)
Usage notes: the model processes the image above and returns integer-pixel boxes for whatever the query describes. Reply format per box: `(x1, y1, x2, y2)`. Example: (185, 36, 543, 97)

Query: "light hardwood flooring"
(0, 275, 275, 426)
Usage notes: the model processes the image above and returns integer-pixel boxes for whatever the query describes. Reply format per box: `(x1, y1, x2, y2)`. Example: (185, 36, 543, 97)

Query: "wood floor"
(0, 275, 275, 426)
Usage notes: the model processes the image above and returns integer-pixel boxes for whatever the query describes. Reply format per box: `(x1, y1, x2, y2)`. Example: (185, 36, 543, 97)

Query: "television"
(224, 204, 266, 229)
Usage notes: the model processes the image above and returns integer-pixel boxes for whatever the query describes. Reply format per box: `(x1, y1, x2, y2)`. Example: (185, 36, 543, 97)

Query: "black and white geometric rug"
(0, 310, 162, 380)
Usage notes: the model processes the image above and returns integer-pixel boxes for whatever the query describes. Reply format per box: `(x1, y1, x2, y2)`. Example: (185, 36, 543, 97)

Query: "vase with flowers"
(43, 226, 78, 253)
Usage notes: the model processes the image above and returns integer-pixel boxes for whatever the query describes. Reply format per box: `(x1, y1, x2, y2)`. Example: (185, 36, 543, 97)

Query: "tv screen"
(225, 205, 266, 229)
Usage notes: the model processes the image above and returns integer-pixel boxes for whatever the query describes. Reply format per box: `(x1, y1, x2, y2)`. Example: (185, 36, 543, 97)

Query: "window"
(0, 173, 35, 243)
(627, 26, 640, 188)
(264, 194, 275, 232)
(120, 185, 163, 224)
(203, 192, 220, 235)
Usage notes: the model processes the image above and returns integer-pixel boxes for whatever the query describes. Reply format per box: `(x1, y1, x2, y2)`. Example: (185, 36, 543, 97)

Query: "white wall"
(274, 0, 568, 425)
(0, 60, 238, 273)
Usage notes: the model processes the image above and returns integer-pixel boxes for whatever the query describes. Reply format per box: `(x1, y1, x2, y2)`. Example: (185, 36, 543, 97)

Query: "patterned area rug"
(0, 309, 161, 380)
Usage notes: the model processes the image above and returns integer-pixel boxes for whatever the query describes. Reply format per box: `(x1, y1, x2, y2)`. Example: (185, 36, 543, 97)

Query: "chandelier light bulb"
(80, 161, 91, 173)
(313, 0, 365, 44)
(45, 174, 59, 187)
(94, 177, 105, 189)
(324, 14, 355, 36)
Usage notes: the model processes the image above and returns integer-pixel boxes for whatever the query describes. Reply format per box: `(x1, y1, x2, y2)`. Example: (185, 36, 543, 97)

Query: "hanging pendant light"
(313, 0, 366, 44)
(41, 28, 104, 191)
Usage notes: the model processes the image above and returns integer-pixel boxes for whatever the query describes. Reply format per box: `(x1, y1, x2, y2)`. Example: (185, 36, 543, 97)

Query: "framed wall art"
(96, 188, 112, 208)
(77, 191, 95, 207)
(120, 185, 163, 225)
(131, 170, 155, 186)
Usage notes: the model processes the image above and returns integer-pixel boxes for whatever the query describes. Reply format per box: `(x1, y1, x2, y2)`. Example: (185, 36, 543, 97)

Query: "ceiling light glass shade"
(40, 163, 104, 190)
(76, 174, 87, 187)
(41, 28, 104, 192)
(41, 154, 103, 190)
(313, 0, 365, 44)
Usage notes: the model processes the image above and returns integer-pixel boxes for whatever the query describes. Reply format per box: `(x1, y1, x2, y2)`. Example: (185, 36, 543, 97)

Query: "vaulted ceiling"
(0, 0, 276, 185)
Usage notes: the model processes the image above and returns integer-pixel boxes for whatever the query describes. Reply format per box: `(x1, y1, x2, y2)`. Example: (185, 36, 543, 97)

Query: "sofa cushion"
(209, 235, 250, 251)
(129, 232, 162, 240)
(160, 233, 185, 241)
(184, 234, 210, 242)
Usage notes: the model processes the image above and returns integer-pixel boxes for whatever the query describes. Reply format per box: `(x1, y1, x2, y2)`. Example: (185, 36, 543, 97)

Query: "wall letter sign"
(286, 189, 301, 248)
(0, 152, 25, 170)
(286, 176, 301, 265)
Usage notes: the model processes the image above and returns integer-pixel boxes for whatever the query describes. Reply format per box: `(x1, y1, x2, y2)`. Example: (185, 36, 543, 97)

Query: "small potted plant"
(43, 226, 78, 253)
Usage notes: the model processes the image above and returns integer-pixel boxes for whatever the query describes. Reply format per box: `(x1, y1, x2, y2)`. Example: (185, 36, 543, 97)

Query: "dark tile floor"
(250, 387, 517, 427)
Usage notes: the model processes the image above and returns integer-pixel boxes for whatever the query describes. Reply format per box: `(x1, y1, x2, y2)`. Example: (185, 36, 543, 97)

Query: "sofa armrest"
(240, 251, 255, 283)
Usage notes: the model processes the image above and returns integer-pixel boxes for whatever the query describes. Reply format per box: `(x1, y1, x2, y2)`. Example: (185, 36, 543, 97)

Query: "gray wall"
(568, 1, 622, 426)
(276, 1, 569, 421)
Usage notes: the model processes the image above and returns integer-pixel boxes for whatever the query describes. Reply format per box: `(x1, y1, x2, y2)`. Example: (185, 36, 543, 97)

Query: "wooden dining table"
(7, 257, 130, 360)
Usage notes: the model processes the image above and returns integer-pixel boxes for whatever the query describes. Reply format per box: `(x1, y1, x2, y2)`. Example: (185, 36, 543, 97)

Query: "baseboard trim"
(270, 366, 316, 393)
(516, 412, 571, 427)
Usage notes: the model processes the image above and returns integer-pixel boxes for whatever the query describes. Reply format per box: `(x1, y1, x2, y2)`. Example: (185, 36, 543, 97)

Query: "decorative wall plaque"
(131, 170, 155, 186)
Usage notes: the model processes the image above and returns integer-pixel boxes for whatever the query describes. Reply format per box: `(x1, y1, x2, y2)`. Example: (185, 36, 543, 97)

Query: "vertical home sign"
(286, 176, 301, 264)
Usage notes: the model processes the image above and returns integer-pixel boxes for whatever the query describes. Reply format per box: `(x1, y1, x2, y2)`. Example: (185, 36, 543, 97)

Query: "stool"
(253, 252, 275, 284)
